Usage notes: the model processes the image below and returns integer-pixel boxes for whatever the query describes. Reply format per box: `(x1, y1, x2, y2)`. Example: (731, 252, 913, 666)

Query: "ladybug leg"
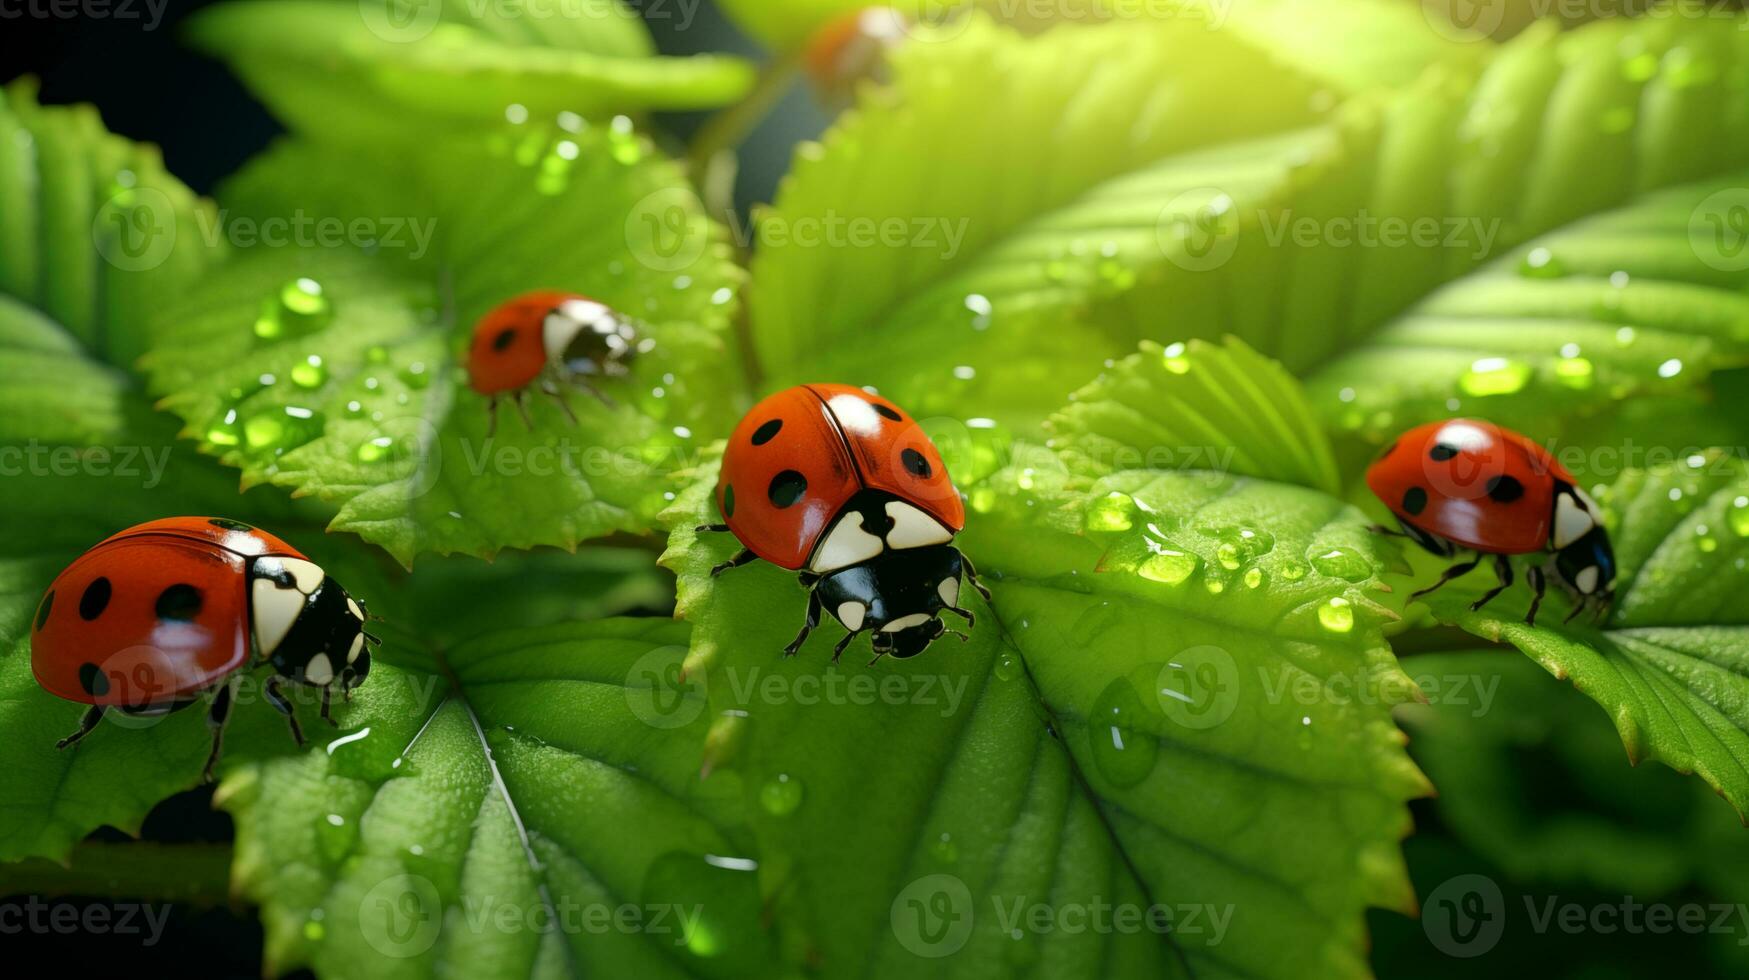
(833, 630, 860, 664)
(55, 704, 106, 749)
(1524, 565, 1547, 626)
(784, 590, 823, 657)
(511, 391, 536, 431)
(485, 395, 500, 438)
(946, 606, 976, 627)
(201, 678, 239, 783)
(540, 381, 580, 426)
(1409, 554, 1481, 599)
(710, 548, 757, 577)
(320, 686, 338, 727)
(1469, 553, 1515, 612)
(695, 523, 730, 534)
(1367, 524, 1408, 538)
(263, 675, 305, 747)
(961, 554, 993, 603)
(572, 378, 618, 409)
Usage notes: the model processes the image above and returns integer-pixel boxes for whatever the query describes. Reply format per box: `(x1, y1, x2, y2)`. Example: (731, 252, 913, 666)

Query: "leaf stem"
(686, 51, 804, 219)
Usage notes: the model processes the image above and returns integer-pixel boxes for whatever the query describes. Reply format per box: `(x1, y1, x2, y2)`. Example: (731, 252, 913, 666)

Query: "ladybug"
(466, 290, 651, 435)
(700, 384, 989, 662)
(803, 7, 906, 98)
(29, 518, 377, 780)
(1367, 419, 1616, 625)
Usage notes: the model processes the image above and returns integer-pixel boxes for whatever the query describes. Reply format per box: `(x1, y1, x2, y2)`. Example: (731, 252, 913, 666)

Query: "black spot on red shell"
(751, 419, 783, 445)
(1402, 486, 1428, 516)
(872, 403, 902, 422)
(78, 663, 109, 697)
(722, 484, 736, 518)
(79, 577, 112, 621)
(209, 518, 253, 532)
(493, 327, 518, 352)
(1487, 475, 1524, 503)
(156, 584, 203, 621)
(902, 448, 932, 478)
(769, 470, 807, 508)
(34, 591, 53, 631)
(1429, 444, 1459, 462)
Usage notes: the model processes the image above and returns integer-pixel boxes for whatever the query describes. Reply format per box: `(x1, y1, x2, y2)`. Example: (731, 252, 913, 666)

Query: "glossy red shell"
(466, 290, 579, 395)
(1366, 419, 1574, 554)
(717, 384, 965, 570)
(30, 518, 308, 706)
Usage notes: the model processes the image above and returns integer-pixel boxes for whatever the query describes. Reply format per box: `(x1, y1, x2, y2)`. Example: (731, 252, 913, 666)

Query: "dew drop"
(1089, 677, 1158, 787)
(1730, 497, 1749, 538)
(1318, 597, 1356, 633)
(1460, 357, 1531, 396)
(1310, 547, 1372, 582)
(1086, 492, 1137, 533)
(1138, 549, 1198, 586)
(929, 832, 959, 864)
(759, 774, 803, 816)
(1518, 247, 1566, 278)
(994, 653, 1022, 682)
(356, 436, 396, 463)
(254, 278, 332, 340)
(290, 355, 327, 389)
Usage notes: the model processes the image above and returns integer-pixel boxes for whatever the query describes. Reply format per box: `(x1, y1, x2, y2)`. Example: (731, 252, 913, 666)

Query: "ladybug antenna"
(362, 630, 382, 646)
(944, 628, 971, 643)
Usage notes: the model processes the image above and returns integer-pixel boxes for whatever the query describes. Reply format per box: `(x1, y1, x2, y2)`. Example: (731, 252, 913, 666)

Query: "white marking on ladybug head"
(836, 601, 867, 632)
(251, 577, 305, 657)
(347, 632, 365, 665)
(810, 512, 885, 573)
(542, 301, 608, 362)
(1575, 565, 1601, 594)
(885, 501, 953, 550)
(1553, 490, 1597, 548)
(304, 653, 335, 686)
(346, 597, 365, 622)
(937, 577, 960, 608)
(826, 393, 882, 436)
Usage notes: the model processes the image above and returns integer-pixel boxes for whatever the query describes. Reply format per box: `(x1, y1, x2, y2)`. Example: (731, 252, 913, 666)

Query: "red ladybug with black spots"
(1367, 419, 1615, 625)
(700, 384, 989, 663)
(465, 290, 651, 435)
(30, 518, 377, 779)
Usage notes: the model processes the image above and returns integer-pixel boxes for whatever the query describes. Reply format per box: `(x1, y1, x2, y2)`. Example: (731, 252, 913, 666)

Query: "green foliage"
(6, 4, 1749, 980)
(141, 127, 742, 565)
(186, 0, 755, 140)
(1410, 453, 1749, 813)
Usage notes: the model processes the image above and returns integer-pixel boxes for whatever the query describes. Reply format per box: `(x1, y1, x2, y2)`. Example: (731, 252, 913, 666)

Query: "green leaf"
(142, 126, 744, 565)
(660, 457, 1426, 980)
(186, 0, 755, 140)
(747, 13, 1331, 425)
(1306, 171, 1749, 452)
(219, 618, 769, 979)
(1049, 336, 1341, 494)
(1409, 452, 1749, 816)
(1396, 650, 1749, 896)
(0, 79, 220, 368)
(0, 81, 313, 864)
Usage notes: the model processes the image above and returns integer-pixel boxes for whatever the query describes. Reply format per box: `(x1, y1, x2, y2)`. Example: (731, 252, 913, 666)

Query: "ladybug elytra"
(702, 384, 989, 662)
(30, 518, 377, 780)
(466, 290, 651, 435)
(1367, 419, 1616, 625)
